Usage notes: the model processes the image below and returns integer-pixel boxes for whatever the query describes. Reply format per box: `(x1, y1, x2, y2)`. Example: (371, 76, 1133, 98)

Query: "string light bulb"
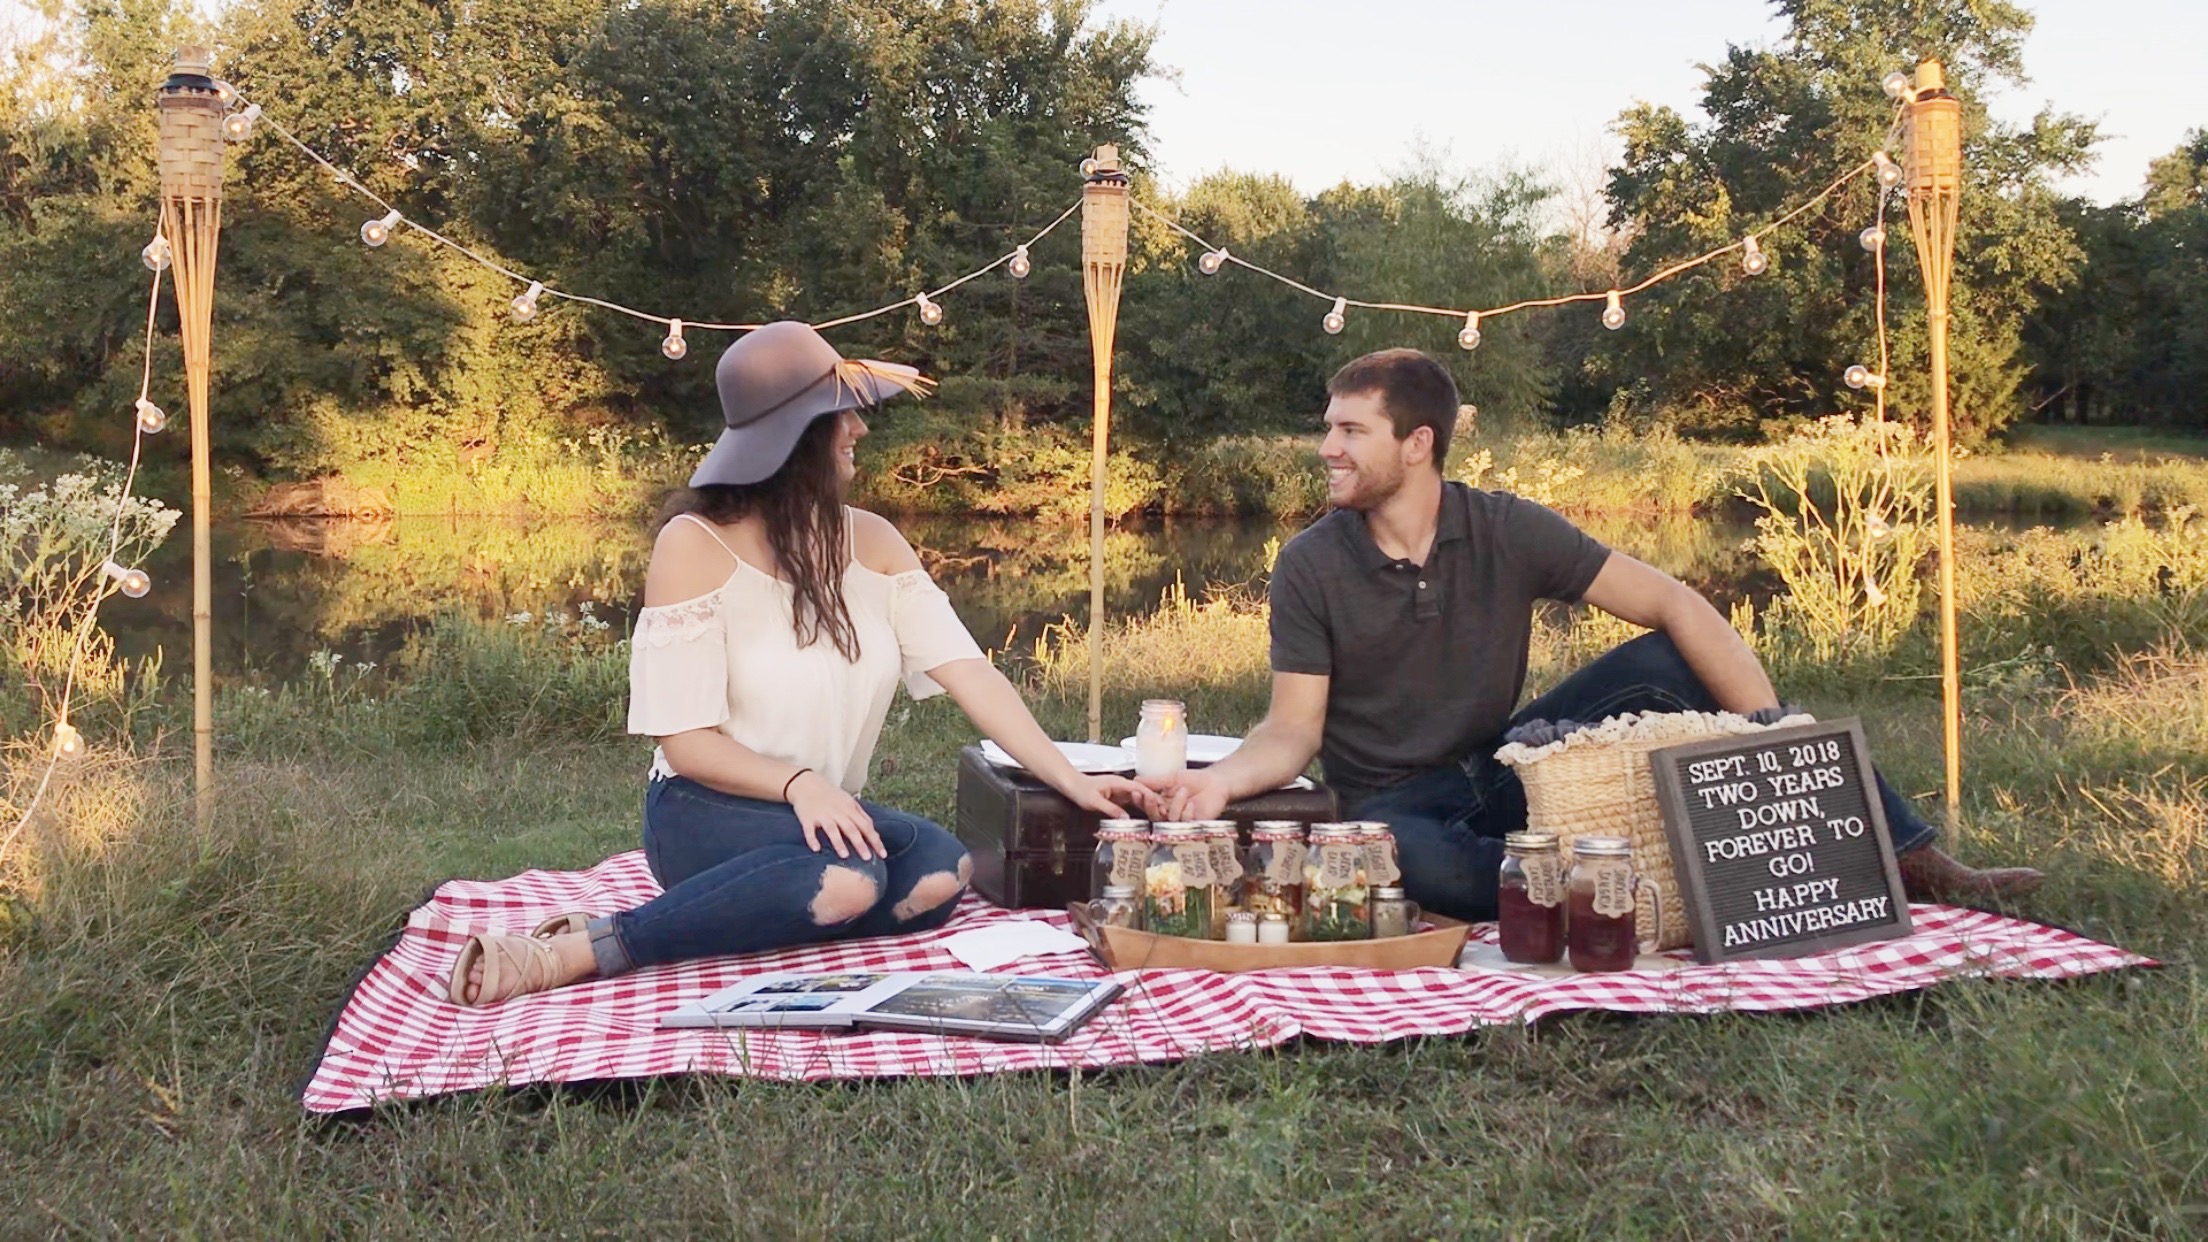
(1844, 364, 1886, 391)
(1883, 70, 1913, 102)
(1198, 247, 1228, 276)
(360, 209, 401, 248)
(510, 281, 543, 322)
(1080, 156, 1099, 177)
(1867, 514, 1892, 540)
(916, 292, 943, 326)
(213, 80, 238, 106)
(221, 102, 261, 142)
(1860, 224, 1886, 252)
(54, 721, 84, 760)
(141, 232, 171, 273)
(1601, 290, 1626, 331)
(660, 318, 687, 360)
(101, 559, 151, 599)
(1322, 297, 1347, 335)
(1008, 245, 1031, 279)
(1457, 310, 1482, 351)
(134, 398, 167, 434)
(1873, 151, 1904, 189)
(1741, 235, 1768, 276)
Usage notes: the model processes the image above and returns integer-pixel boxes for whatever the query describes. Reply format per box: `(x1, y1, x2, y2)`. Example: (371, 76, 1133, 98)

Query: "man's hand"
(1138, 766, 1234, 822)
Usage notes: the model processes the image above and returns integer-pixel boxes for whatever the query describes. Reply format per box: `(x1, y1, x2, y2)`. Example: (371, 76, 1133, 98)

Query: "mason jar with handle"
(1566, 835, 1663, 972)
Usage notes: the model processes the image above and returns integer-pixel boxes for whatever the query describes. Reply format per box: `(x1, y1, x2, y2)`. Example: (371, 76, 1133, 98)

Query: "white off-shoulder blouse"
(626, 514, 985, 794)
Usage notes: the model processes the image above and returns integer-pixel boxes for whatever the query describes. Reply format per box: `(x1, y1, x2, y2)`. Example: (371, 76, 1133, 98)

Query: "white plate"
(979, 740, 1135, 774)
(1116, 733, 1243, 765)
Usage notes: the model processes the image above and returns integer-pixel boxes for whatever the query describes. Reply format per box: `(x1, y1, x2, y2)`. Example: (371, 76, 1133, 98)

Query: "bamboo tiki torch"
(1904, 60, 1965, 837)
(156, 48, 227, 835)
(1080, 146, 1131, 745)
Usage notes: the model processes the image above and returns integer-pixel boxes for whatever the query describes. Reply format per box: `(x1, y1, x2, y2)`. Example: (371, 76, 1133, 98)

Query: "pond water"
(104, 509, 1778, 683)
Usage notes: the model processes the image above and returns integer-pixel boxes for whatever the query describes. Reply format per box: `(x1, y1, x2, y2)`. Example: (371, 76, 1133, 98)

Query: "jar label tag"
(1173, 843, 1215, 889)
(1264, 841, 1308, 884)
(1523, 854, 1564, 907)
(1317, 842, 1359, 889)
(1208, 839, 1241, 891)
(1363, 836, 1401, 886)
(1109, 843, 1146, 890)
(1591, 857, 1636, 919)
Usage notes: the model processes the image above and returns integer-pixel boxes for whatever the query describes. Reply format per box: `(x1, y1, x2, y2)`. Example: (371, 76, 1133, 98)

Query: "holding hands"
(1137, 767, 1233, 823)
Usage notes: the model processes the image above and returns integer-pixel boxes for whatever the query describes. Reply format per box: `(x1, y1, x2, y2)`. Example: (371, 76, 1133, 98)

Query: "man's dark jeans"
(1346, 632, 1939, 922)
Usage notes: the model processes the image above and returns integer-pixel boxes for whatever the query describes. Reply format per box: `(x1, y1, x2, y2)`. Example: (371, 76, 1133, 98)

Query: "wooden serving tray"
(1073, 909, 1472, 973)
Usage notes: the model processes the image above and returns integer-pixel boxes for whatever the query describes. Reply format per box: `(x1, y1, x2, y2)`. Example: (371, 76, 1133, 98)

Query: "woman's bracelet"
(781, 767, 812, 802)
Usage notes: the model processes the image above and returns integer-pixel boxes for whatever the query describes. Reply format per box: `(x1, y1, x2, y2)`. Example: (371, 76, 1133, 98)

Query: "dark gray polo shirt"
(1269, 483, 1611, 802)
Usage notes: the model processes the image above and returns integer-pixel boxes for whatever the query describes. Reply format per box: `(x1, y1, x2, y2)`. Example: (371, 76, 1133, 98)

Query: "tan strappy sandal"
(447, 932, 568, 1006)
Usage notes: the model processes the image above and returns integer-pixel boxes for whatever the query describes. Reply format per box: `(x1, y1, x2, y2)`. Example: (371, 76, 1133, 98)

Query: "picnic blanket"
(302, 850, 2152, 1114)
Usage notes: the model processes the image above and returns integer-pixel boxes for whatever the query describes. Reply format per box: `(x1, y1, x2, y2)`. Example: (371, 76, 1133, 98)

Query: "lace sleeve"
(888, 570, 986, 700)
(627, 589, 732, 735)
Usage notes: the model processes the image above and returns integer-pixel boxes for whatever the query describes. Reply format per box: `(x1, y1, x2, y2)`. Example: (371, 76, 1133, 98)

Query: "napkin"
(939, 921, 1093, 971)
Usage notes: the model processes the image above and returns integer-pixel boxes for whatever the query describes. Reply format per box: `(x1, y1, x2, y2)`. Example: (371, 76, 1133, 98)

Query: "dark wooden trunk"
(953, 745, 1340, 910)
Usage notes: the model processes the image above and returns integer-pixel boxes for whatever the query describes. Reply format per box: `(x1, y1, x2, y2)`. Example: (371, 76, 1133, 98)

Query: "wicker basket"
(1495, 710, 1812, 950)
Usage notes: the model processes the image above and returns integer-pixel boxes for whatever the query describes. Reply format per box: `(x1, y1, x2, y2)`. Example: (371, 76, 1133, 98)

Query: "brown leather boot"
(1896, 845, 2045, 903)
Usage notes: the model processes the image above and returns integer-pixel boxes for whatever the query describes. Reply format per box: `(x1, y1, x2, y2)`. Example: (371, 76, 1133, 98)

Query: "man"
(1143, 349, 2042, 922)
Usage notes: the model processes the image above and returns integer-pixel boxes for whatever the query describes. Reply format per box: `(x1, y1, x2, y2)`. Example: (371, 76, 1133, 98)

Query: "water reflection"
(102, 510, 1766, 683)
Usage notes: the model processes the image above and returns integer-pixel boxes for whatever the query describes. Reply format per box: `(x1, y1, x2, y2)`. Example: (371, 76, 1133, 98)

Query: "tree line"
(1, 0, 2199, 492)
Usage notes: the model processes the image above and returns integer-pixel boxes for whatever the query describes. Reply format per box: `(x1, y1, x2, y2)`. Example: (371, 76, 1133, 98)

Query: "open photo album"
(660, 971, 1123, 1043)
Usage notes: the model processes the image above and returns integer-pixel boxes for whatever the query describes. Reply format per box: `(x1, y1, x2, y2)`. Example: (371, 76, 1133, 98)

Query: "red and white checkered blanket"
(302, 850, 2152, 1113)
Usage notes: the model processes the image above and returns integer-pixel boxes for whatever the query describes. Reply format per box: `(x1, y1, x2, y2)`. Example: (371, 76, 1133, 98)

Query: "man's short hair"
(1327, 349, 1458, 469)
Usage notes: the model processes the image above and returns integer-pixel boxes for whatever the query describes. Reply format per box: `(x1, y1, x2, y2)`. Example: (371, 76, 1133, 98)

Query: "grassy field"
(4, 509, 2204, 1236)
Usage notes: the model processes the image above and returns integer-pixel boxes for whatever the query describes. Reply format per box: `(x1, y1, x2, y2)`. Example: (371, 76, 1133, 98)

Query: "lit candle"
(1134, 698, 1187, 779)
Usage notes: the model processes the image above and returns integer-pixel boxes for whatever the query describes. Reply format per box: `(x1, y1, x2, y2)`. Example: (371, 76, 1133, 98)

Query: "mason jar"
(1134, 699, 1188, 779)
(1498, 831, 1565, 964)
(1243, 822, 1308, 933)
(1301, 823, 1372, 941)
(1142, 823, 1214, 940)
(1091, 819, 1150, 901)
(1352, 822, 1400, 889)
(1566, 835, 1662, 973)
(1195, 819, 1242, 938)
(1370, 886, 1423, 938)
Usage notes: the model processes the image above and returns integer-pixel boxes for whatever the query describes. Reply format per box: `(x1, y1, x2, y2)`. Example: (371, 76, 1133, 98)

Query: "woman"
(451, 322, 1157, 1004)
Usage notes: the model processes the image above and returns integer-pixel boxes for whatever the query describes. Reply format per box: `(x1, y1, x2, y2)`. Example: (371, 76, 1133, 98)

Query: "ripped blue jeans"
(586, 775, 971, 977)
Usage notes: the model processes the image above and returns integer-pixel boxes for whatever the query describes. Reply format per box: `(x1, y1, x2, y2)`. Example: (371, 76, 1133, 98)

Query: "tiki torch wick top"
(1913, 59, 1947, 97)
(171, 46, 215, 79)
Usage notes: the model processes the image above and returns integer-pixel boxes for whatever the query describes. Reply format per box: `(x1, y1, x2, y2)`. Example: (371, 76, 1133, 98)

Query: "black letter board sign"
(1648, 718, 1911, 963)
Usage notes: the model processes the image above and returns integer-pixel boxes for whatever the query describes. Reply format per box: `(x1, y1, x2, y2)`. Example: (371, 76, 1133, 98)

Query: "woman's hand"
(1060, 773, 1163, 820)
(787, 771, 883, 860)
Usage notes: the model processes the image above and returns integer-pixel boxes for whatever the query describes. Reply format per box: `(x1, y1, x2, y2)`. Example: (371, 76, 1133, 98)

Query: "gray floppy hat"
(690, 320, 932, 488)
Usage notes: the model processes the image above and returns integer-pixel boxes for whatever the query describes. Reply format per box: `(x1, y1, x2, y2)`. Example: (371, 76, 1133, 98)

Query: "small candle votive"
(1224, 911, 1259, 944)
(1256, 912, 1291, 945)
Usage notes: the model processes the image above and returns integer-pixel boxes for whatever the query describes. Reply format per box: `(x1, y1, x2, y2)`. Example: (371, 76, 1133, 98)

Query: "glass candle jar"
(1092, 819, 1150, 900)
(1566, 835, 1662, 973)
(1134, 699, 1188, 779)
(1301, 823, 1372, 941)
(1244, 822, 1308, 933)
(1497, 831, 1565, 964)
(1257, 912, 1292, 944)
(1082, 884, 1142, 932)
(1196, 820, 1242, 937)
(1371, 886, 1422, 938)
(1143, 823, 1214, 939)
(1224, 911, 1259, 944)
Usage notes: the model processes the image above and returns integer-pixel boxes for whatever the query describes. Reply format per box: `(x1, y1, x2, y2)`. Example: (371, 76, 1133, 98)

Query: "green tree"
(1591, 0, 2095, 442)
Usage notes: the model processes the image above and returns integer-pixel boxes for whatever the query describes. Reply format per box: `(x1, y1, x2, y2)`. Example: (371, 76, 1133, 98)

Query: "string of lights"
(252, 106, 1081, 345)
(3, 260, 166, 857)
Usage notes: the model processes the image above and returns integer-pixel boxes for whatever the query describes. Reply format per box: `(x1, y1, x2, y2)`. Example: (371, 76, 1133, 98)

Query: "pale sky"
(1094, 0, 2207, 207)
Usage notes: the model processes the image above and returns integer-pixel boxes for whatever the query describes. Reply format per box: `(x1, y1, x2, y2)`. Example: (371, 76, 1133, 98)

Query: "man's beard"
(1332, 459, 1407, 511)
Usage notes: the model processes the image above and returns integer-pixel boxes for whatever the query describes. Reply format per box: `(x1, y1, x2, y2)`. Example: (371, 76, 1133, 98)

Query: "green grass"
(3, 520, 2205, 1234)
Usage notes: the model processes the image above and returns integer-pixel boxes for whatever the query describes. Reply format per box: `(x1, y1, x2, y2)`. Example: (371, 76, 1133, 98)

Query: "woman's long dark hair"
(656, 412, 860, 660)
